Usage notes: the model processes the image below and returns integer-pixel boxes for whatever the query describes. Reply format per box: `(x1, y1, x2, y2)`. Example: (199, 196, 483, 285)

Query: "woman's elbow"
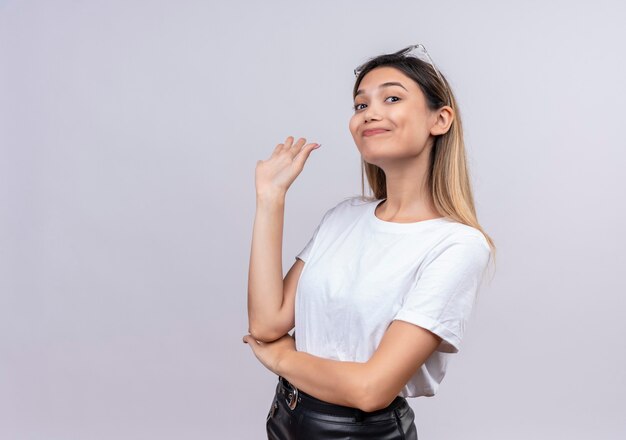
(248, 326, 278, 343)
(358, 378, 398, 413)
(248, 324, 287, 343)
(359, 394, 395, 413)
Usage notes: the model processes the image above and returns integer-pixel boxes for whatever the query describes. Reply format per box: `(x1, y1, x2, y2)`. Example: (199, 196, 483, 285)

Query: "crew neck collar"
(368, 198, 451, 232)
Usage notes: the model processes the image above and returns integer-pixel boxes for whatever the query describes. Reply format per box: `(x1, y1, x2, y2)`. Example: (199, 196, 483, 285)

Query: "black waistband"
(277, 376, 407, 419)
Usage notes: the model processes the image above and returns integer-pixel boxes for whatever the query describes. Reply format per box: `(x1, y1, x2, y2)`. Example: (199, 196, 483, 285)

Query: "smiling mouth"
(363, 130, 390, 137)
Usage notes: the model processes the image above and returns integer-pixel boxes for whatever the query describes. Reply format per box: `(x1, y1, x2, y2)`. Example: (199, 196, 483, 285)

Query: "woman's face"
(349, 66, 439, 167)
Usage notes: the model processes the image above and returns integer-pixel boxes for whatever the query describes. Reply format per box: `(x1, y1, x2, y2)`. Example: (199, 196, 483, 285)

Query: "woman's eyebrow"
(355, 82, 408, 97)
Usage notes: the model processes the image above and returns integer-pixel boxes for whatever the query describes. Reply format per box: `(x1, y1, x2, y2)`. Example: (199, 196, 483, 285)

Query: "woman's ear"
(430, 106, 454, 136)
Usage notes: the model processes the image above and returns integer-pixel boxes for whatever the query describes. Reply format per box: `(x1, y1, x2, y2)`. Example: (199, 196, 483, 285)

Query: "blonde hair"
(353, 51, 497, 275)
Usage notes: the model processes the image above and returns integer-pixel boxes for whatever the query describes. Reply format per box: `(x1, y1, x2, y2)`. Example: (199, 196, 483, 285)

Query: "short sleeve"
(392, 237, 491, 354)
(295, 206, 334, 263)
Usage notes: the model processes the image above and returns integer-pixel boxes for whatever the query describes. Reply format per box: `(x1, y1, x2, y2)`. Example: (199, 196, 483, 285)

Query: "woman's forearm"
(276, 351, 373, 412)
(247, 192, 286, 339)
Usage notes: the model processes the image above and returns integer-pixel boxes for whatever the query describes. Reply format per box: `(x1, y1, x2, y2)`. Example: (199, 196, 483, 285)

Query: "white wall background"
(1, 0, 625, 438)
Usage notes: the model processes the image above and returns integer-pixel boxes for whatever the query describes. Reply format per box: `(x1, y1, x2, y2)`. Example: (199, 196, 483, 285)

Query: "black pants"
(266, 376, 418, 439)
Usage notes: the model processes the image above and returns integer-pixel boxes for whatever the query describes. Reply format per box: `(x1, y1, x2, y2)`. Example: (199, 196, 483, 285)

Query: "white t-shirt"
(294, 196, 491, 398)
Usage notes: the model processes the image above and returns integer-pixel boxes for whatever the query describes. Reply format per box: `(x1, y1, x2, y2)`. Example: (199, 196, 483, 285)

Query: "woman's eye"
(353, 96, 400, 111)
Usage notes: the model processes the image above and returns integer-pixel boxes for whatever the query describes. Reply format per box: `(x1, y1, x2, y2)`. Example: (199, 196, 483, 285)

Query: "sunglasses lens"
(353, 44, 438, 78)
(403, 45, 430, 64)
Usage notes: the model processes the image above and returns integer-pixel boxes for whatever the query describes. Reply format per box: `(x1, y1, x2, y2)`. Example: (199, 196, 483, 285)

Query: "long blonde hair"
(353, 50, 497, 274)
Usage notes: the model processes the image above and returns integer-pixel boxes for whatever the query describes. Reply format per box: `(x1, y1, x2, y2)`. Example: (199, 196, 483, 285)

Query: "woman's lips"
(363, 129, 390, 136)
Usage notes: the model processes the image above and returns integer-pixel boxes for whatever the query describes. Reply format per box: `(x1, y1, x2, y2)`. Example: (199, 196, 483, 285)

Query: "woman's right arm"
(247, 193, 301, 342)
(246, 136, 320, 342)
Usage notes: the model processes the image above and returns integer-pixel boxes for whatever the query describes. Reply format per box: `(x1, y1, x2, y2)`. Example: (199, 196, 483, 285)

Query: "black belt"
(277, 376, 407, 422)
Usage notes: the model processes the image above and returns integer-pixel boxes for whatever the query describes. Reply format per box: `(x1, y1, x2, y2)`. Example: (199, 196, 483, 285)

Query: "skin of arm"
(247, 136, 319, 342)
(276, 319, 442, 412)
(247, 191, 286, 341)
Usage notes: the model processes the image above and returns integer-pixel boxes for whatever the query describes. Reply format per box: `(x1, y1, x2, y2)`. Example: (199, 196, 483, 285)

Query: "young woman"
(243, 43, 496, 440)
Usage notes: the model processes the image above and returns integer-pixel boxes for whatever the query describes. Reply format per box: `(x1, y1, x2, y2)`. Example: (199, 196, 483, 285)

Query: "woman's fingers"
(243, 335, 262, 346)
(271, 136, 290, 156)
(271, 135, 297, 157)
(284, 135, 294, 148)
(287, 137, 315, 161)
(270, 136, 314, 159)
(293, 142, 321, 166)
(290, 137, 306, 153)
(256, 135, 320, 195)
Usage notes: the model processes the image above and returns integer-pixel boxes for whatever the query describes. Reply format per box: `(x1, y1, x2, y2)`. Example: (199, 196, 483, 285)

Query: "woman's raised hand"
(255, 136, 321, 197)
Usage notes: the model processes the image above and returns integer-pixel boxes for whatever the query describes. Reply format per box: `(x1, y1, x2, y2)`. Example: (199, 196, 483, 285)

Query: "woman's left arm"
(243, 320, 441, 412)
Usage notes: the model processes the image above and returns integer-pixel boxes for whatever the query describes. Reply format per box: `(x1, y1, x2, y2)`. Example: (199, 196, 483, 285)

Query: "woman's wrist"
(276, 348, 296, 377)
(256, 190, 286, 205)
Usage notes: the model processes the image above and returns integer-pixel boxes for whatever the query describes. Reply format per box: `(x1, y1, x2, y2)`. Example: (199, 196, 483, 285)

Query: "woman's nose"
(363, 104, 381, 122)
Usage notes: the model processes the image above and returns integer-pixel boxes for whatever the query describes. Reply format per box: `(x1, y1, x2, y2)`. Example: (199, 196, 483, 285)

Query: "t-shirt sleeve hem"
(393, 310, 461, 354)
